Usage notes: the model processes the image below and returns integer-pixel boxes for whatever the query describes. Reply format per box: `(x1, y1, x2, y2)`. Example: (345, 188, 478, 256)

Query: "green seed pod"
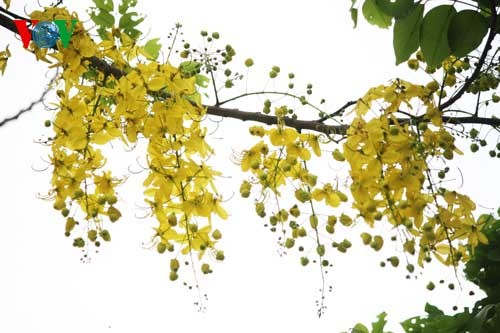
(306, 174, 317, 187)
(337, 191, 348, 202)
(170, 259, 180, 272)
(65, 217, 76, 233)
(61, 208, 70, 217)
(167, 213, 177, 226)
(216, 250, 225, 261)
(99, 230, 111, 242)
(212, 229, 222, 240)
(339, 214, 353, 226)
(289, 205, 300, 218)
(295, 189, 312, 203)
(360, 232, 372, 245)
(426, 80, 439, 92)
(278, 209, 289, 222)
(53, 198, 66, 210)
(316, 244, 325, 256)
(201, 263, 211, 274)
(107, 195, 118, 205)
(309, 215, 318, 229)
(97, 196, 106, 205)
(407, 59, 419, 70)
(88, 229, 98, 242)
(370, 235, 384, 251)
(244, 58, 254, 67)
(300, 257, 309, 266)
(73, 189, 85, 199)
(332, 149, 345, 162)
(169, 271, 178, 281)
(157, 242, 167, 254)
(107, 206, 121, 222)
(418, 122, 428, 131)
(389, 256, 399, 267)
(327, 216, 337, 225)
(73, 237, 85, 248)
(389, 126, 399, 136)
(443, 149, 453, 160)
(255, 202, 266, 218)
(341, 239, 352, 248)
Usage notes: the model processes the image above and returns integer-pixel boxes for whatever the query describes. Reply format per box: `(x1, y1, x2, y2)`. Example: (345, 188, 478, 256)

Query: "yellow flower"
(299, 133, 321, 156)
(312, 184, 341, 208)
(269, 127, 298, 146)
(0, 45, 10, 75)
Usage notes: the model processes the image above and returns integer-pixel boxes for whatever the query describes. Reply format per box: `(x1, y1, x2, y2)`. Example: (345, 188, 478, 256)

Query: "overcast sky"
(1, 1, 498, 332)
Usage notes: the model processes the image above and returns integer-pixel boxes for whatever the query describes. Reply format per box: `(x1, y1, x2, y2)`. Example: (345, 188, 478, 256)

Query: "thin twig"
(0, 73, 57, 127)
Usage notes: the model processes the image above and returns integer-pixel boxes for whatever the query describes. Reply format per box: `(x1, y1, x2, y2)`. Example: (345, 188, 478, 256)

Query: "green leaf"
(393, 4, 423, 64)
(420, 5, 456, 68)
(372, 312, 390, 333)
(350, 0, 359, 28)
(351, 8, 359, 28)
(89, 6, 115, 28)
(375, 0, 415, 19)
(362, 0, 392, 29)
(179, 61, 202, 78)
(468, 304, 495, 332)
(89, 0, 115, 40)
(93, 0, 113, 11)
(195, 74, 210, 88)
(119, 12, 144, 39)
(448, 10, 488, 58)
(352, 323, 369, 333)
(118, 0, 138, 14)
(142, 38, 161, 60)
(425, 303, 445, 316)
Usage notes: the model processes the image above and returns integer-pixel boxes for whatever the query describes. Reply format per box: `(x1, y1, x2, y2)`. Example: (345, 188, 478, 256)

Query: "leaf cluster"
(352, 0, 493, 66)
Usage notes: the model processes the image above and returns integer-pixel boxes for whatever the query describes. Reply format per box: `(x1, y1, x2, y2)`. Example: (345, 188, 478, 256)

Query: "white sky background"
(0, 1, 499, 332)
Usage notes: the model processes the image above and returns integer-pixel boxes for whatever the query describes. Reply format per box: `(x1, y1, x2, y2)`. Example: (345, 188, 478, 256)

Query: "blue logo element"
(31, 21, 60, 48)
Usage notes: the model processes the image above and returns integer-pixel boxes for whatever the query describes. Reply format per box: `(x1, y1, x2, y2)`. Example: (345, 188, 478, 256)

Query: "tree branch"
(0, 8, 25, 33)
(0, 73, 56, 127)
(439, 3, 497, 110)
(1, 8, 500, 135)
